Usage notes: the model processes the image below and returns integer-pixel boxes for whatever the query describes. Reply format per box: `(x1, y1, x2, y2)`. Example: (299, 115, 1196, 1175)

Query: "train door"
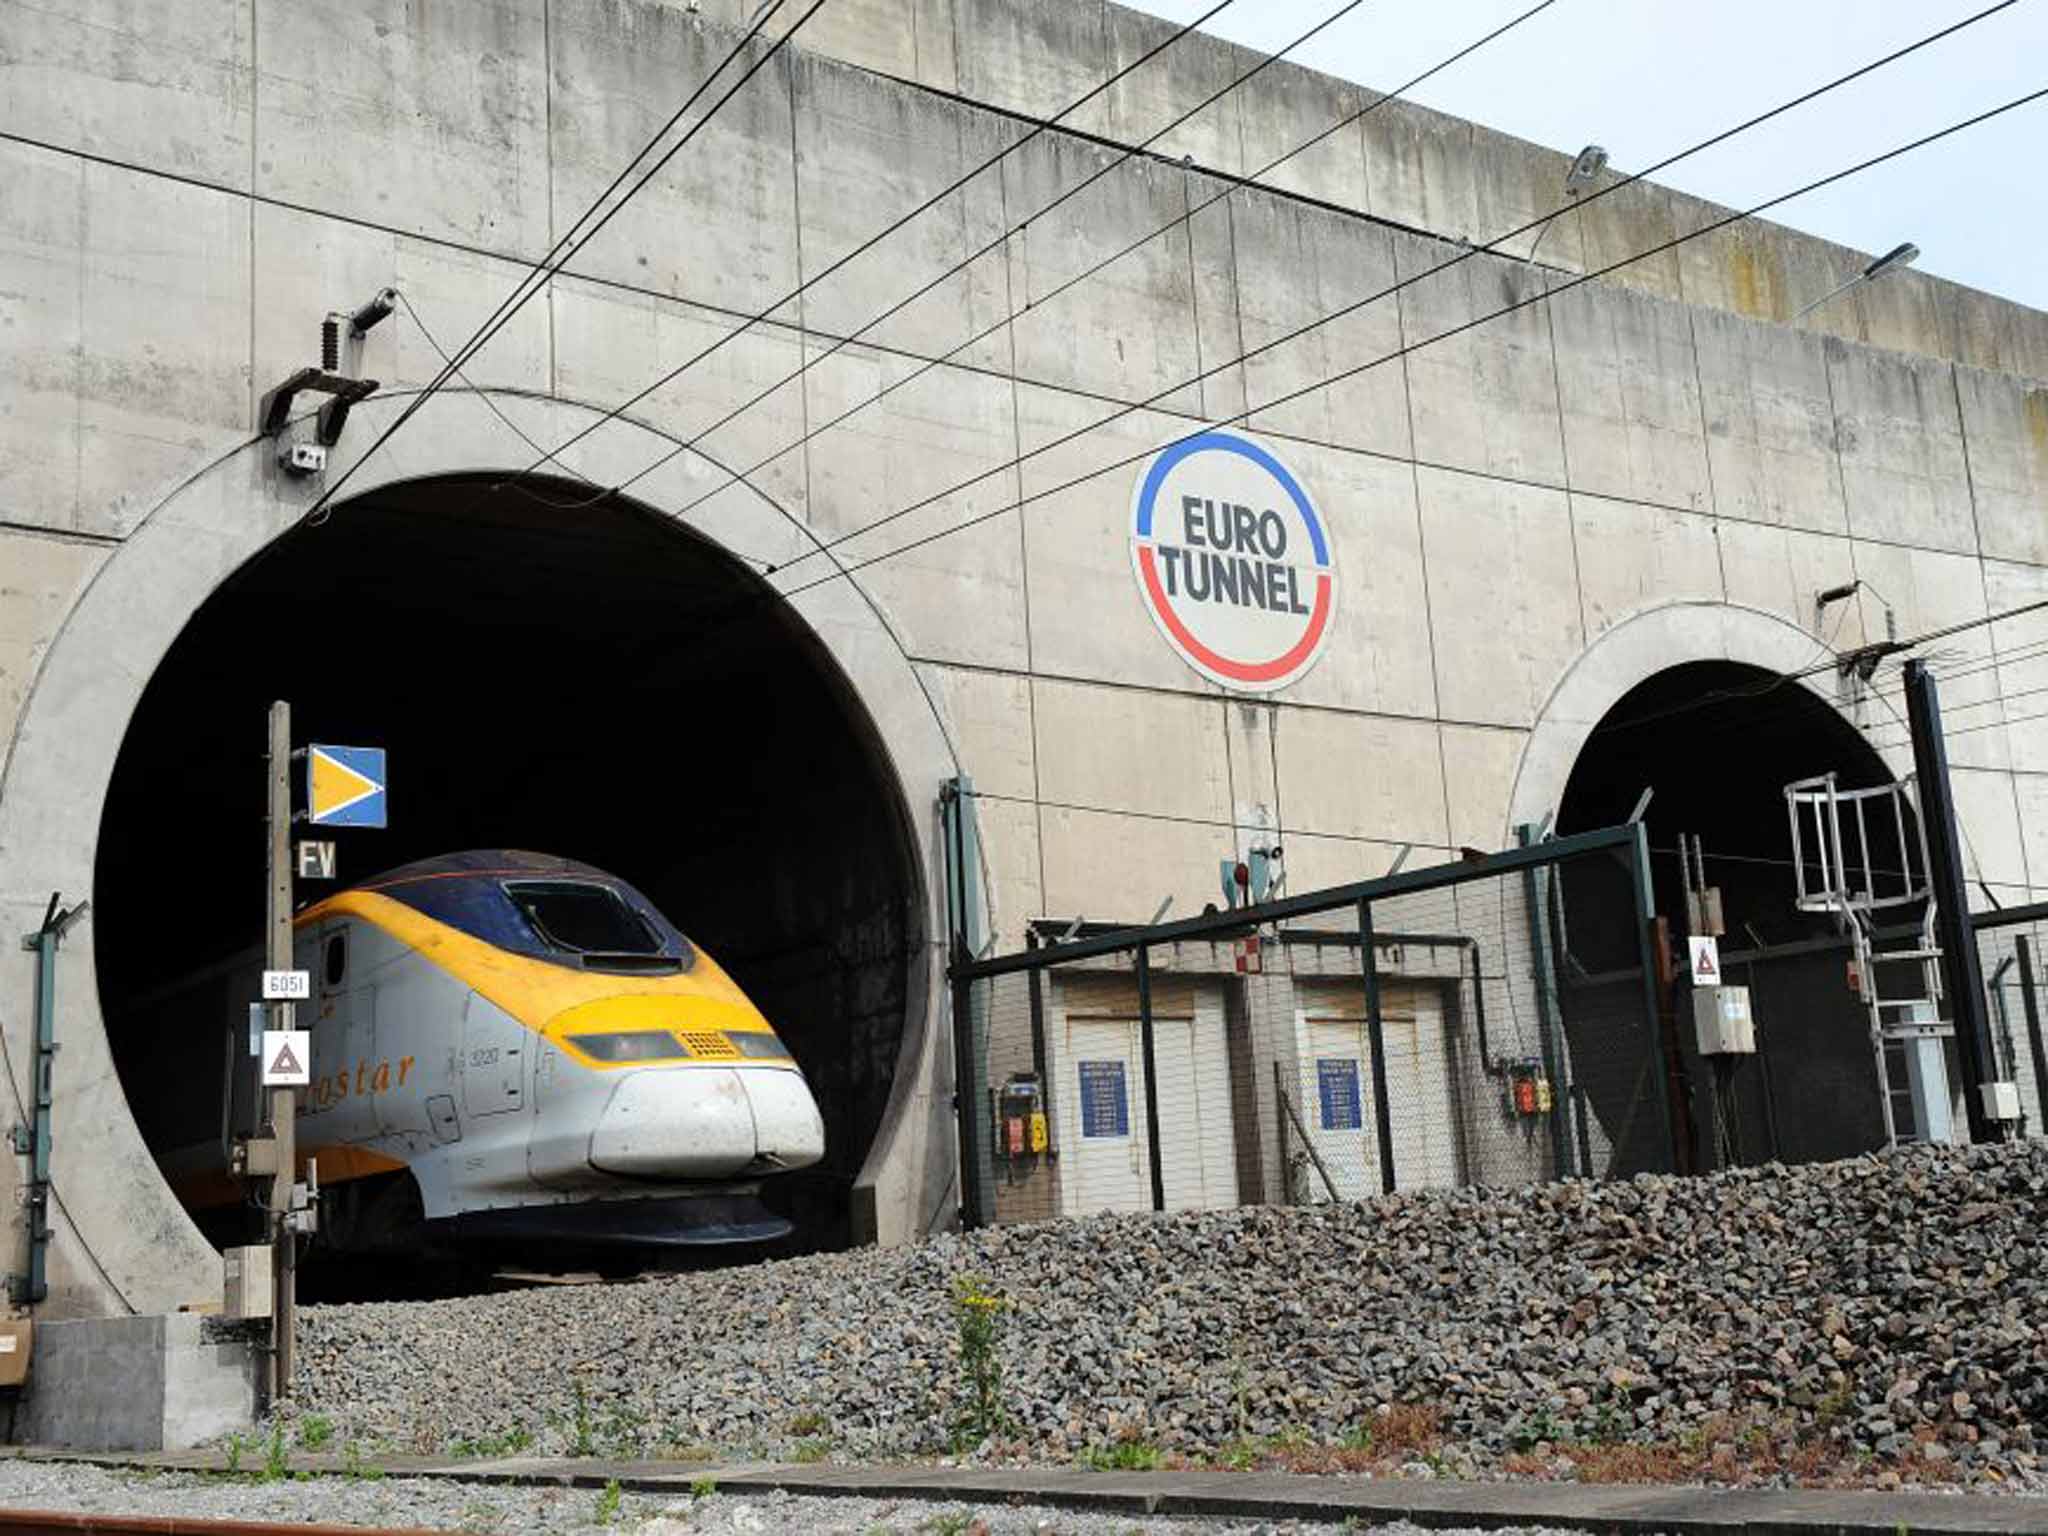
(461, 994, 527, 1117)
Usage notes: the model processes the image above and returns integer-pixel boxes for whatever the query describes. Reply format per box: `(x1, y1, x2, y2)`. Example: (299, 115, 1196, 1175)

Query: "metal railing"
(947, 823, 1677, 1228)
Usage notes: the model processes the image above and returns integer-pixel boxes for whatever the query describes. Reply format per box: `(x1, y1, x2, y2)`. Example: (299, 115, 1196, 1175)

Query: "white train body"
(165, 851, 824, 1257)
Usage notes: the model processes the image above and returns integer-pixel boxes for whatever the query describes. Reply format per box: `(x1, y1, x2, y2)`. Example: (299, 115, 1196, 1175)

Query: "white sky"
(1122, 0, 2048, 311)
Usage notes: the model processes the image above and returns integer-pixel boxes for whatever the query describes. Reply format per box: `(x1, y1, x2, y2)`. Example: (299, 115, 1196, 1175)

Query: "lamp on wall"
(1526, 143, 1608, 265)
(1792, 241, 1920, 323)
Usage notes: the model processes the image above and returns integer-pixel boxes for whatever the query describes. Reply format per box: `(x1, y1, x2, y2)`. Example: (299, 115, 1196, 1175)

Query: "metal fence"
(1973, 901, 2048, 1138)
(948, 823, 1679, 1228)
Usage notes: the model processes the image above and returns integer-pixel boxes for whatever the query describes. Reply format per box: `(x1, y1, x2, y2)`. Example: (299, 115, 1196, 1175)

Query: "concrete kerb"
(6, 1449, 2048, 1535)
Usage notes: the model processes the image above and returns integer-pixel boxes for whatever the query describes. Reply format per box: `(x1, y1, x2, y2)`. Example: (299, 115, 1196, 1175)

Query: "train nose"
(588, 1068, 824, 1179)
(739, 1066, 826, 1171)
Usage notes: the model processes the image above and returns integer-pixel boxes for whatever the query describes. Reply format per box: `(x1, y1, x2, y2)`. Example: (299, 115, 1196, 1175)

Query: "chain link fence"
(1973, 904, 2048, 1137)
(951, 824, 1679, 1228)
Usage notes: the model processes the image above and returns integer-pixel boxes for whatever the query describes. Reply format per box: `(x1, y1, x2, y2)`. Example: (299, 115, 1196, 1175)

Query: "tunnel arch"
(1510, 603, 1914, 1170)
(0, 390, 960, 1316)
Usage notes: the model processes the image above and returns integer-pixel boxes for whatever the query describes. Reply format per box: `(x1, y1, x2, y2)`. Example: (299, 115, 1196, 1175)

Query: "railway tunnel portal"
(0, 396, 958, 1316)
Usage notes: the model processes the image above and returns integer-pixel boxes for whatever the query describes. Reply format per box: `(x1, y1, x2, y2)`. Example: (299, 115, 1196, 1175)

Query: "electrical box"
(1692, 985, 1755, 1056)
(0, 1321, 31, 1389)
(997, 1073, 1047, 1161)
(222, 1244, 272, 1320)
(1982, 1080, 2023, 1123)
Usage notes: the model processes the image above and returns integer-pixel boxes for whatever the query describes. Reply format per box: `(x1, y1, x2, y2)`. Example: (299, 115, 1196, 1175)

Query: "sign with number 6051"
(262, 969, 311, 1001)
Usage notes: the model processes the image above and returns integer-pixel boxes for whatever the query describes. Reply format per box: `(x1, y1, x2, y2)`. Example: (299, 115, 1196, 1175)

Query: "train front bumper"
(589, 1066, 825, 1179)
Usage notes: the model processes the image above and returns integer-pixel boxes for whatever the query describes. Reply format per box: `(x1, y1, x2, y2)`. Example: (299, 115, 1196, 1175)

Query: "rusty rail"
(0, 1513, 448, 1535)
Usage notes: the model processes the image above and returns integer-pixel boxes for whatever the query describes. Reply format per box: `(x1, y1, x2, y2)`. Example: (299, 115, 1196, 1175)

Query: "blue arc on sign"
(1133, 431, 1329, 566)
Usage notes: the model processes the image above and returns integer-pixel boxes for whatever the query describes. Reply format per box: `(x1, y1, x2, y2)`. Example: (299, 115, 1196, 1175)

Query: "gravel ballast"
(0, 1460, 1584, 1535)
(292, 1142, 2048, 1486)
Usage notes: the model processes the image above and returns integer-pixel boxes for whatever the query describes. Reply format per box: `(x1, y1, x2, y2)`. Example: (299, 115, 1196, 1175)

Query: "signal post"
(247, 704, 383, 1401)
(264, 701, 297, 1398)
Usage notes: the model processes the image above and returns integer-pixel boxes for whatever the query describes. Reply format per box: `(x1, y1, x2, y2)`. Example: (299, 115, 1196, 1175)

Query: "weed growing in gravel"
(447, 1427, 534, 1459)
(568, 1381, 597, 1458)
(1508, 1407, 1568, 1452)
(792, 1438, 831, 1464)
(949, 1275, 1012, 1452)
(921, 1512, 976, 1536)
(1081, 1436, 1162, 1471)
(594, 1478, 623, 1525)
(342, 1441, 385, 1481)
(689, 1474, 718, 1499)
(787, 1408, 828, 1436)
(223, 1433, 247, 1476)
(601, 1401, 648, 1459)
(298, 1415, 333, 1452)
(262, 1423, 291, 1482)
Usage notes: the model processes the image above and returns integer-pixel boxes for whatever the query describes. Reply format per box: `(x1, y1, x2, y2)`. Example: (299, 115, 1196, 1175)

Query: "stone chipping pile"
(294, 1142, 2048, 1477)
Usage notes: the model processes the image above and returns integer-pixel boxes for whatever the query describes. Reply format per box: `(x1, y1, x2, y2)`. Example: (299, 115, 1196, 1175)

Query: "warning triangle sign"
(262, 1029, 311, 1085)
(1688, 936, 1721, 985)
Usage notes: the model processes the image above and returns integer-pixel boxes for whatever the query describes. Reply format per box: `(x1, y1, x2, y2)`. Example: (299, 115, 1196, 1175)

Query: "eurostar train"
(149, 851, 824, 1270)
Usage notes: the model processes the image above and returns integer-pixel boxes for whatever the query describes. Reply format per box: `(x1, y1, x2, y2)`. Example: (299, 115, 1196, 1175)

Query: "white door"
(1153, 1012, 1239, 1210)
(1381, 993, 1461, 1188)
(1300, 1015, 1378, 1201)
(1061, 1017, 1147, 1216)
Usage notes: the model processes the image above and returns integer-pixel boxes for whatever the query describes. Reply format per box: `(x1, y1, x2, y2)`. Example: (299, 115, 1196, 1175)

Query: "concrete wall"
(3, 0, 2047, 1312)
(13, 1315, 263, 1450)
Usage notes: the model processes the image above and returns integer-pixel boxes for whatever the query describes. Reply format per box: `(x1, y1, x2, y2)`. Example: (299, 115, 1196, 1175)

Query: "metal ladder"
(1785, 773, 1951, 1146)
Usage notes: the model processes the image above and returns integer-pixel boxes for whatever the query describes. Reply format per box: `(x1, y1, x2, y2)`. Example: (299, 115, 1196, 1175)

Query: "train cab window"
(505, 880, 660, 955)
(323, 933, 347, 989)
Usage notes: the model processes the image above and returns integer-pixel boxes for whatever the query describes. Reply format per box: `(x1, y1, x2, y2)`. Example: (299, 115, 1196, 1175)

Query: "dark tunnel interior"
(93, 475, 923, 1269)
(1555, 660, 1905, 1171)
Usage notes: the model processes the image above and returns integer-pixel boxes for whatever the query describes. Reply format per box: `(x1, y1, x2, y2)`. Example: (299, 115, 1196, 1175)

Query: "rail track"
(0, 1512, 447, 1535)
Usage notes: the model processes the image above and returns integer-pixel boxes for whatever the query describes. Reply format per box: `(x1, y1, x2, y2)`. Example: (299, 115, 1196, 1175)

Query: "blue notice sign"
(1317, 1058, 1362, 1131)
(1077, 1060, 1130, 1140)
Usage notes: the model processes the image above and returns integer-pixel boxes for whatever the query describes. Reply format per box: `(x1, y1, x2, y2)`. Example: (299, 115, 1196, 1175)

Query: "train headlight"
(726, 1031, 793, 1060)
(568, 1029, 693, 1063)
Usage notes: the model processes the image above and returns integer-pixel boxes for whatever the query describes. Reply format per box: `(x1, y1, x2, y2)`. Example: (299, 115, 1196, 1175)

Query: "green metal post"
(12, 894, 84, 1307)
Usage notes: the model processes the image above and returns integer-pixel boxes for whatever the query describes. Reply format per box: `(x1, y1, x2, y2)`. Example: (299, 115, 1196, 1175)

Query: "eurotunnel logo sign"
(1130, 431, 1335, 692)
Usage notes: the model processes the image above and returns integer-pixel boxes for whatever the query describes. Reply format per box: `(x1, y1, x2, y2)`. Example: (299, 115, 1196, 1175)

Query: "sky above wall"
(1123, 0, 2047, 312)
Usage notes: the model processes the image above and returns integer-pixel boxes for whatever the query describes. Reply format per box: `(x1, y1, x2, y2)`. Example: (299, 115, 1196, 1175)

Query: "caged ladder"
(1784, 772, 1952, 1147)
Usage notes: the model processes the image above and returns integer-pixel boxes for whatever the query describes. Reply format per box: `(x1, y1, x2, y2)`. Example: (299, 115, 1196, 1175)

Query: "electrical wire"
(613, 0, 1559, 520)
(301, 0, 824, 525)
(778, 84, 2048, 604)
(463, 0, 1252, 508)
(391, 288, 802, 573)
(1870, 702, 2048, 748)
(1862, 633, 2048, 696)
(760, 0, 2024, 581)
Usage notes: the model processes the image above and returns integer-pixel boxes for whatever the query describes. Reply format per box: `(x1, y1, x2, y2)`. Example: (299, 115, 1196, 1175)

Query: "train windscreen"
(507, 881, 662, 956)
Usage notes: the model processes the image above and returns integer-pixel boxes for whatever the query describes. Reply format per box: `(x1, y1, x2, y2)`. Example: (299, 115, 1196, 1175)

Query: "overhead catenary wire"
(747, 0, 2024, 581)
(774, 84, 2048, 606)
(442, 0, 1253, 518)
(594, 0, 1560, 520)
(392, 289, 793, 571)
(301, 0, 824, 526)
(618, 73, 2048, 692)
